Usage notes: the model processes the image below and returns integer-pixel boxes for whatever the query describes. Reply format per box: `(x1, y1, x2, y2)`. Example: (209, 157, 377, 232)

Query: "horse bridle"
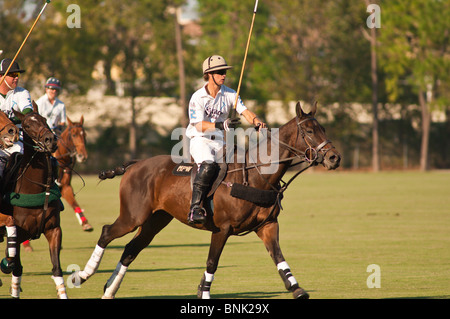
(291, 116, 334, 164)
(54, 124, 85, 160)
(22, 113, 55, 153)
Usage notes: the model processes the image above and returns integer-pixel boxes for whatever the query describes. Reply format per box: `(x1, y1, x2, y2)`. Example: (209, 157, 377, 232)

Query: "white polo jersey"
(186, 84, 247, 139)
(0, 87, 33, 120)
(35, 94, 66, 129)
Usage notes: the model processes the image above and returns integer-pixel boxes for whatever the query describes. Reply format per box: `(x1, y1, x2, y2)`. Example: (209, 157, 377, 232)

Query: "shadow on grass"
(119, 290, 287, 299)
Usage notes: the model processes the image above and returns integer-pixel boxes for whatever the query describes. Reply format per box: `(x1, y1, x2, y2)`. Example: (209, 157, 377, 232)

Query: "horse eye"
(306, 129, 314, 134)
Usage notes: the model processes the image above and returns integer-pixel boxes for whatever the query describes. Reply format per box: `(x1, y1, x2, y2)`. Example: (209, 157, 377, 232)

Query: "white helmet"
(202, 55, 233, 74)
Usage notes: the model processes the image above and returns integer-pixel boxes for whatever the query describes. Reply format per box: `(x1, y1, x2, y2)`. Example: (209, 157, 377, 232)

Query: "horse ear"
(67, 116, 73, 126)
(296, 101, 305, 118)
(310, 100, 317, 117)
(13, 109, 25, 122)
(80, 115, 84, 125)
(32, 100, 38, 113)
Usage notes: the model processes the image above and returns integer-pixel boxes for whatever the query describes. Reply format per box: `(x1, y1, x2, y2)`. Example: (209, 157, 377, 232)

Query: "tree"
(379, 0, 450, 171)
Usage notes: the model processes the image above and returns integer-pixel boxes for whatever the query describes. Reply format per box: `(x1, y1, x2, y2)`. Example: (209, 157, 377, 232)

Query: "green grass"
(1, 170, 449, 299)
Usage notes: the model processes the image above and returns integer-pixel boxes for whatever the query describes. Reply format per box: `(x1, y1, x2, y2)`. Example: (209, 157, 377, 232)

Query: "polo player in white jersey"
(186, 55, 266, 224)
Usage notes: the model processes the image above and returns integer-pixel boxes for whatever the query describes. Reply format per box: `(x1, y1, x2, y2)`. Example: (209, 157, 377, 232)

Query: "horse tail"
(98, 160, 139, 180)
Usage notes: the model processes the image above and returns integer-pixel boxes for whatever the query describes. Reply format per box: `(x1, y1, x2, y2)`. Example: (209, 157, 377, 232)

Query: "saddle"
(1, 153, 63, 210)
(171, 150, 280, 208)
(172, 161, 227, 198)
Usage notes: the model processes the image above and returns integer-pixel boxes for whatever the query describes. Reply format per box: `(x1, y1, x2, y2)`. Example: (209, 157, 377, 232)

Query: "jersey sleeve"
(234, 94, 247, 115)
(188, 95, 204, 124)
(15, 89, 33, 113)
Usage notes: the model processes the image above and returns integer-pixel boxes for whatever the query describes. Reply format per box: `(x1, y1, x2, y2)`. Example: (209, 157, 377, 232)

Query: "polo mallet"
(0, 0, 52, 87)
(233, 0, 259, 112)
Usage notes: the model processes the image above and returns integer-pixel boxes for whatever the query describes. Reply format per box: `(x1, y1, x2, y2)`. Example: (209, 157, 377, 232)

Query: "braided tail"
(98, 160, 138, 180)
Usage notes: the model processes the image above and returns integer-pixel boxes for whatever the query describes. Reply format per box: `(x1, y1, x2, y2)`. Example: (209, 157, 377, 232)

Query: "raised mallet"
(0, 0, 52, 86)
(233, 0, 259, 110)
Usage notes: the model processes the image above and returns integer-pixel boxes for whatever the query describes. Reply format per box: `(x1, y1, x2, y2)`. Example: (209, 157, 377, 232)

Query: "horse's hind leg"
(72, 214, 139, 285)
(256, 222, 309, 299)
(102, 210, 173, 299)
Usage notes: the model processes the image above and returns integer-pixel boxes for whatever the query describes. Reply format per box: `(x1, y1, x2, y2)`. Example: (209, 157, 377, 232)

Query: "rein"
(229, 117, 335, 236)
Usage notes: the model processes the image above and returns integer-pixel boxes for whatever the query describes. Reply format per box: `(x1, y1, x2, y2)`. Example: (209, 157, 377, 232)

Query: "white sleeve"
(188, 94, 204, 124)
(14, 89, 33, 113)
(234, 94, 247, 115)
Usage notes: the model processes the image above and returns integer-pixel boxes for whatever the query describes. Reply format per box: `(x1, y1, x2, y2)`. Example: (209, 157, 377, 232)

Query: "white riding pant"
(189, 136, 224, 165)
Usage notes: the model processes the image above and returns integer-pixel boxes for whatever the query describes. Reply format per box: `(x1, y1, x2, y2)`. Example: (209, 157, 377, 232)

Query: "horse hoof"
(293, 287, 310, 299)
(0, 258, 15, 274)
(82, 222, 94, 232)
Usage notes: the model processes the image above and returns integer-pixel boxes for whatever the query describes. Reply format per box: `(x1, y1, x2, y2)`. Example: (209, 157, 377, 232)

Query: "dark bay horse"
(53, 116, 92, 231)
(72, 101, 341, 299)
(0, 102, 67, 299)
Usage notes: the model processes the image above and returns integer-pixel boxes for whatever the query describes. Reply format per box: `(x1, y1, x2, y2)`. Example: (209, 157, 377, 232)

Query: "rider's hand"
(253, 118, 267, 131)
(215, 118, 241, 131)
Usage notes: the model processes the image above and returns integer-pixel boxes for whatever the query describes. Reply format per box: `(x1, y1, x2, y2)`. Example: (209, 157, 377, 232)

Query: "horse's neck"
(55, 130, 72, 164)
(16, 141, 51, 193)
(245, 119, 297, 188)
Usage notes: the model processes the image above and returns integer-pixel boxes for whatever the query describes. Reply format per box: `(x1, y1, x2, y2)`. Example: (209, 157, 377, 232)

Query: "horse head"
(13, 101, 58, 153)
(0, 111, 19, 149)
(294, 101, 341, 170)
(65, 116, 88, 163)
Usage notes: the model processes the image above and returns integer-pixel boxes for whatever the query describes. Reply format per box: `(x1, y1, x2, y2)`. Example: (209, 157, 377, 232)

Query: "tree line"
(1, 0, 449, 171)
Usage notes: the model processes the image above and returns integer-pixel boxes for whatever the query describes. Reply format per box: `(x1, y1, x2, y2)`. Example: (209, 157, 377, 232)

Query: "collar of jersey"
(201, 84, 224, 99)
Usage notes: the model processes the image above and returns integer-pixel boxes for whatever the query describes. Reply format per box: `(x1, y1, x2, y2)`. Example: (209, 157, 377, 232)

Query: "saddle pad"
(230, 183, 280, 207)
(172, 163, 195, 176)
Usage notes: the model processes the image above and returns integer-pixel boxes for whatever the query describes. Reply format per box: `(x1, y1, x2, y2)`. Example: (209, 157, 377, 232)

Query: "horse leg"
(102, 210, 173, 299)
(197, 228, 231, 299)
(72, 213, 140, 286)
(1, 216, 17, 274)
(256, 222, 309, 299)
(10, 247, 23, 299)
(60, 173, 93, 232)
(45, 226, 68, 299)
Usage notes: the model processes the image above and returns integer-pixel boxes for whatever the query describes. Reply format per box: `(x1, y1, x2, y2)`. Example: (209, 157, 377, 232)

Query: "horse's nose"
(44, 133, 58, 151)
(325, 150, 341, 169)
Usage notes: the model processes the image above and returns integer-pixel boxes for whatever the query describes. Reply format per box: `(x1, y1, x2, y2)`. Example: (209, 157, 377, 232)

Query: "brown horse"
(0, 111, 19, 150)
(0, 102, 67, 299)
(72, 101, 341, 299)
(53, 116, 92, 231)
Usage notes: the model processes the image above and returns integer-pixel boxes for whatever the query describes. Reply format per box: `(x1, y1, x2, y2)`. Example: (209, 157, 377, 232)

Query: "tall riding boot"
(188, 162, 218, 224)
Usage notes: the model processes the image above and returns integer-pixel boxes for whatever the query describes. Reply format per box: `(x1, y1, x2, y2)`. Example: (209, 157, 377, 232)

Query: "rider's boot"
(188, 162, 218, 225)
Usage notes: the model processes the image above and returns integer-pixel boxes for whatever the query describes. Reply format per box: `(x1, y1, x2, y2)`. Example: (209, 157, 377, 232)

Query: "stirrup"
(188, 207, 206, 225)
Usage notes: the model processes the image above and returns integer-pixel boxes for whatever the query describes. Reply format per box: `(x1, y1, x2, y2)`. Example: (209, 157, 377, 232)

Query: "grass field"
(0, 169, 449, 299)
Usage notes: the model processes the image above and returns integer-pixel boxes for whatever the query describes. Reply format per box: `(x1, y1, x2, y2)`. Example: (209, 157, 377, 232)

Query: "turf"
(0, 170, 449, 299)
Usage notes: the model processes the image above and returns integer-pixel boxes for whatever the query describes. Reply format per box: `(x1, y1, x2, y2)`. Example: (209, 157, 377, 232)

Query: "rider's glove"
(215, 118, 241, 131)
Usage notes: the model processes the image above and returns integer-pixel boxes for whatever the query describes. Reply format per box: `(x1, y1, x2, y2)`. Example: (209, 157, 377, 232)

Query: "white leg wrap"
(79, 245, 104, 280)
(6, 226, 17, 258)
(10, 275, 21, 299)
(277, 261, 298, 289)
(102, 262, 128, 299)
(199, 271, 214, 299)
(52, 276, 68, 299)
